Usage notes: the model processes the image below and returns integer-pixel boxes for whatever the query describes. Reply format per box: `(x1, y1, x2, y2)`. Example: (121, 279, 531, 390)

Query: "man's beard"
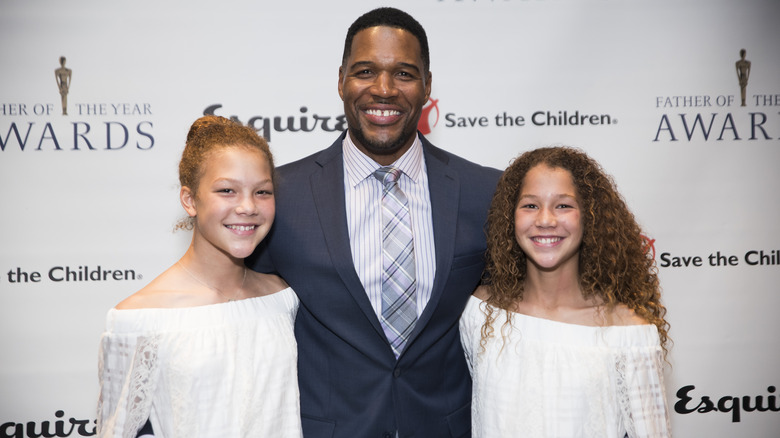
(349, 122, 417, 157)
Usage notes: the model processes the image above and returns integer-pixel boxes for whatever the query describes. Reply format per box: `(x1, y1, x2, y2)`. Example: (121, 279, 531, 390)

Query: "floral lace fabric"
(460, 296, 671, 438)
(97, 334, 160, 438)
(96, 288, 303, 438)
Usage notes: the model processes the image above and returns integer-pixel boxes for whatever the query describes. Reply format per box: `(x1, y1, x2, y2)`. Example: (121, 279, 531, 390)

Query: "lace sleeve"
(97, 332, 161, 438)
(615, 346, 672, 438)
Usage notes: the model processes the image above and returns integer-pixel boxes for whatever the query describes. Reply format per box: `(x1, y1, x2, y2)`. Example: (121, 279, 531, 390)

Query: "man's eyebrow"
(348, 60, 422, 73)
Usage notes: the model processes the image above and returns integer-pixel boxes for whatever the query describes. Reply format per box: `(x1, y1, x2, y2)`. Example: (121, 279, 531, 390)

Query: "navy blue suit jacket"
(248, 132, 501, 438)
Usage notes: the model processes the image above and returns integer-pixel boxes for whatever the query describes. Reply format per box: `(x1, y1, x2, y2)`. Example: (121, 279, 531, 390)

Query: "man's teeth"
(227, 225, 256, 231)
(534, 237, 561, 244)
(365, 109, 400, 116)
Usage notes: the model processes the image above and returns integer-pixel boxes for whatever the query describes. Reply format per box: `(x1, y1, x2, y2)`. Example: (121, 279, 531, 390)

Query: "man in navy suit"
(248, 7, 501, 438)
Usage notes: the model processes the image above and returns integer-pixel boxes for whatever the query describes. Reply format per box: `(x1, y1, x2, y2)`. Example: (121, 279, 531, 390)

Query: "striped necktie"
(374, 166, 417, 358)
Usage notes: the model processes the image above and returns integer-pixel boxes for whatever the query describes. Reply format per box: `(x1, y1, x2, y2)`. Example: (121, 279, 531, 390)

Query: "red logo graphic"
(417, 97, 439, 135)
(641, 234, 656, 260)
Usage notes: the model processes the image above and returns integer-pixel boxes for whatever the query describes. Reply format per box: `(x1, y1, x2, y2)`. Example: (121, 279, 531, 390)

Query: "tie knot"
(373, 166, 402, 187)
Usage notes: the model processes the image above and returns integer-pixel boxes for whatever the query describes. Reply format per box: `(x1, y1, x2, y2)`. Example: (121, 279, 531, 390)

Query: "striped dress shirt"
(343, 133, 436, 319)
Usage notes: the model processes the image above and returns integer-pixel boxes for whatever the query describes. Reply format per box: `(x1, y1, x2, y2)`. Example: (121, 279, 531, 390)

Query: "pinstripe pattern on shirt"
(343, 134, 436, 318)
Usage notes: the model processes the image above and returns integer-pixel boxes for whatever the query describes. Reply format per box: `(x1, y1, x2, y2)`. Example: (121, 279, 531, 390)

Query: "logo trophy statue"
(735, 49, 751, 107)
(55, 56, 72, 115)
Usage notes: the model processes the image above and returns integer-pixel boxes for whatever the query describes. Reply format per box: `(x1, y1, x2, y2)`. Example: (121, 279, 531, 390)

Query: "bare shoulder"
(473, 285, 492, 301)
(609, 304, 650, 326)
(114, 269, 199, 309)
(115, 284, 186, 310)
(245, 271, 289, 297)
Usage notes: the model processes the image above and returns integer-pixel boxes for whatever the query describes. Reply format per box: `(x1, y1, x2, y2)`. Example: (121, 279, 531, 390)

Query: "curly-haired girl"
(460, 146, 671, 437)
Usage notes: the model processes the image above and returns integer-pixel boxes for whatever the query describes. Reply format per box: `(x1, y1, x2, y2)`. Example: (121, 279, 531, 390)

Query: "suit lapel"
(404, 139, 459, 347)
(309, 136, 389, 344)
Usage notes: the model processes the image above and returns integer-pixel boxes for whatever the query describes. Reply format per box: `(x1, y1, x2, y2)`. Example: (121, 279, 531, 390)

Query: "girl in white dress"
(460, 146, 671, 438)
(97, 116, 302, 438)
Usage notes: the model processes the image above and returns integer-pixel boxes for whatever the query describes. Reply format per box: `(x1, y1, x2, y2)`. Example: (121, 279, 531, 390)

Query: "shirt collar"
(343, 131, 424, 188)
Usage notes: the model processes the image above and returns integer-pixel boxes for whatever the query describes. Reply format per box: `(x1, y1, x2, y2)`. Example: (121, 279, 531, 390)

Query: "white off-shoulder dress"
(460, 296, 671, 438)
(97, 287, 302, 438)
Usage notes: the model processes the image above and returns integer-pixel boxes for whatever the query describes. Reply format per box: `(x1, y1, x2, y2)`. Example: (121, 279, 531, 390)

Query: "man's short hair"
(342, 7, 430, 73)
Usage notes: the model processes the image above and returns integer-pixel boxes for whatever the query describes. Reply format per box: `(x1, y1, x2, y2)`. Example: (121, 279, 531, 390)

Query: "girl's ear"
(180, 186, 197, 218)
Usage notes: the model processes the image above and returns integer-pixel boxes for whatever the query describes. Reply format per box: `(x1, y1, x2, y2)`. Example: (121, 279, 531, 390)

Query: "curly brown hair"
(175, 115, 274, 230)
(481, 146, 669, 356)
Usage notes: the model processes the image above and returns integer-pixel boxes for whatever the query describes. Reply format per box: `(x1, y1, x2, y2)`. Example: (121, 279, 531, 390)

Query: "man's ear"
(180, 186, 197, 218)
(424, 70, 432, 102)
(338, 65, 345, 101)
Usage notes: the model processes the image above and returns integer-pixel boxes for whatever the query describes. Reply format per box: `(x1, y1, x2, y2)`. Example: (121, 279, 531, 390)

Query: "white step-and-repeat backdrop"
(1, 0, 778, 436)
